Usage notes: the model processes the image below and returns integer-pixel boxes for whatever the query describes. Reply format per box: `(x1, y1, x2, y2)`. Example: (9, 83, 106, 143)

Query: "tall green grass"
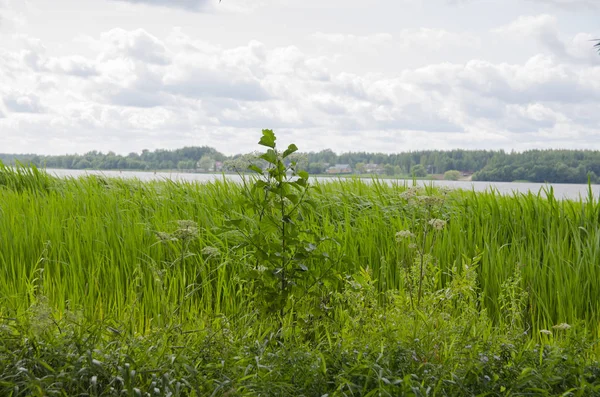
(3, 165, 600, 395)
(0, 166, 599, 338)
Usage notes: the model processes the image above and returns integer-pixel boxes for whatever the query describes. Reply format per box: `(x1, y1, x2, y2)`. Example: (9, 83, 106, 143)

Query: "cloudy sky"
(0, 0, 598, 155)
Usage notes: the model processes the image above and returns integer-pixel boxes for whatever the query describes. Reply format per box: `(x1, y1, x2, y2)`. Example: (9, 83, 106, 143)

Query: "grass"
(1, 162, 600, 395)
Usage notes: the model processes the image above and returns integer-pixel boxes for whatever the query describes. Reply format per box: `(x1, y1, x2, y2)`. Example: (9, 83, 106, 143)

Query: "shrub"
(444, 169, 461, 180)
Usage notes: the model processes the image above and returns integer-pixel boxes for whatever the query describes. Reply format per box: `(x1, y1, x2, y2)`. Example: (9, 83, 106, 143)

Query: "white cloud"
(494, 14, 568, 59)
(527, 0, 599, 9)
(3, 92, 45, 113)
(0, 0, 599, 155)
(493, 14, 600, 64)
(99, 28, 170, 65)
(312, 32, 393, 46)
(109, 0, 213, 12)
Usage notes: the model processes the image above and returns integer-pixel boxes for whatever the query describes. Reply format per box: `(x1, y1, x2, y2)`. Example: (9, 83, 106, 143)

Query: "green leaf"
(254, 180, 268, 189)
(248, 165, 264, 175)
(294, 178, 307, 188)
(298, 170, 309, 179)
(258, 129, 276, 148)
(282, 143, 298, 159)
(285, 193, 299, 205)
(305, 198, 318, 209)
(260, 150, 278, 165)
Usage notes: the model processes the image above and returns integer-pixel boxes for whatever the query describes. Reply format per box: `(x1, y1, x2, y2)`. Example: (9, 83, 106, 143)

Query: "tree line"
(472, 150, 600, 184)
(1, 146, 599, 184)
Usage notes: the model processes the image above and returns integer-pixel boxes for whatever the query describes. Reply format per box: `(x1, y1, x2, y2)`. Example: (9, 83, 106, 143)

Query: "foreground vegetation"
(1, 132, 600, 395)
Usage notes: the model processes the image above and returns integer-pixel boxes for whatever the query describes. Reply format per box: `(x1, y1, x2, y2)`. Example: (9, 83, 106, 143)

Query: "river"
(45, 168, 599, 201)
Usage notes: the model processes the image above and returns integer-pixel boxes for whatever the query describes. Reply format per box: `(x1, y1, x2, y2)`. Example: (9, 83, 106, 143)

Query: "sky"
(0, 0, 599, 155)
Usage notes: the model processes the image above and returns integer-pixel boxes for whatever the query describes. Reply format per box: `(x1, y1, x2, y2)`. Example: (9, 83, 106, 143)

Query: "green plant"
(395, 187, 449, 307)
(224, 130, 332, 322)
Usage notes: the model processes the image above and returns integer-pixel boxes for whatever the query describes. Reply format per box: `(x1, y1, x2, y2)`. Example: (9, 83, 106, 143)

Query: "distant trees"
(197, 155, 215, 171)
(472, 150, 600, 184)
(0, 146, 226, 172)
(384, 164, 395, 176)
(411, 164, 427, 177)
(2, 146, 600, 184)
(307, 162, 328, 174)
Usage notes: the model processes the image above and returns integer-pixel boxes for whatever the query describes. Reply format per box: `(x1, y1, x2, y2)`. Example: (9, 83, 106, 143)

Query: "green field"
(2, 139, 600, 395)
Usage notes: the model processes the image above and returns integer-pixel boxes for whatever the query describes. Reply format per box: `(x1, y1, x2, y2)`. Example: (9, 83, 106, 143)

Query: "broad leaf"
(260, 150, 278, 165)
(285, 193, 299, 205)
(258, 129, 276, 148)
(254, 180, 268, 189)
(248, 164, 264, 175)
(294, 178, 307, 188)
(304, 198, 318, 209)
(297, 170, 309, 180)
(282, 144, 298, 159)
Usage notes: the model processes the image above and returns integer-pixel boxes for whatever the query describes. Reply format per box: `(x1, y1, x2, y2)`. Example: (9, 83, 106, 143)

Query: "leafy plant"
(225, 130, 332, 322)
(395, 187, 450, 307)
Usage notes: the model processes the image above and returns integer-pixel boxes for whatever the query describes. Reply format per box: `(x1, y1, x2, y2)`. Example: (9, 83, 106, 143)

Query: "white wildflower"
(552, 323, 571, 331)
(396, 230, 414, 242)
(399, 187, 422, 200)
(201, 246, 220, 258)
(173, 220, 199, 241)
(428, 218, 446, 230)
(156, 232, 174, 242)
(539, 329, 552, 335)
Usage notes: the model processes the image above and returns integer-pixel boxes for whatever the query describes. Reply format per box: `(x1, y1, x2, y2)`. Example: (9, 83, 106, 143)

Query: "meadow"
(1, 132, 600, 395)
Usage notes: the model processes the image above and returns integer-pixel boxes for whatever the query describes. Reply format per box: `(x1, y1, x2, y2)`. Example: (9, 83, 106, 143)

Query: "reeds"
(0, 167, 599, 336)
(3, 166, 600, 395)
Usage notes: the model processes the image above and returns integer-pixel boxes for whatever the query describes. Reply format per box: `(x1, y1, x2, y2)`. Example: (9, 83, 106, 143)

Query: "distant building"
(326, 164, 353, 174)
(215, 161, 223, 172)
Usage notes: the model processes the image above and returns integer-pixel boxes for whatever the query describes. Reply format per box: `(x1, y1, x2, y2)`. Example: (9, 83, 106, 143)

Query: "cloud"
(46, 56, 98, 77)
(1, 22, 600, 155)
(494, 14, 568, 59)
(0, 0, 26, 32)
(99, 28, 170, 65)
(109, 0, 213, 12)
(526, 0, 599, 9)
(312, 29, 481, 56)
(312, 32, 393, 46)
(448, 0, 598, 7)
(493, 14, 600, 64)
(3, 92, 45, 113)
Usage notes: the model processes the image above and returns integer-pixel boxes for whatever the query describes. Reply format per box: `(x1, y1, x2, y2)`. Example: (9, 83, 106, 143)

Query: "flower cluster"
(156, 231, 175, 242)
(201, 246, 221, 258)
(155, 220, 199, 243)
(173, 220, 199, 241)
(428, 219, 446, 230)
(552, 323, 571, 330)
(399, 187, 422, 200)
(396, 230, 415, 242)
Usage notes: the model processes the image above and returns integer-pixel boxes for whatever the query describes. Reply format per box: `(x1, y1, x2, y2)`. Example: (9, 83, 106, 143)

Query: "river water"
(45, 168, 600, 201)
